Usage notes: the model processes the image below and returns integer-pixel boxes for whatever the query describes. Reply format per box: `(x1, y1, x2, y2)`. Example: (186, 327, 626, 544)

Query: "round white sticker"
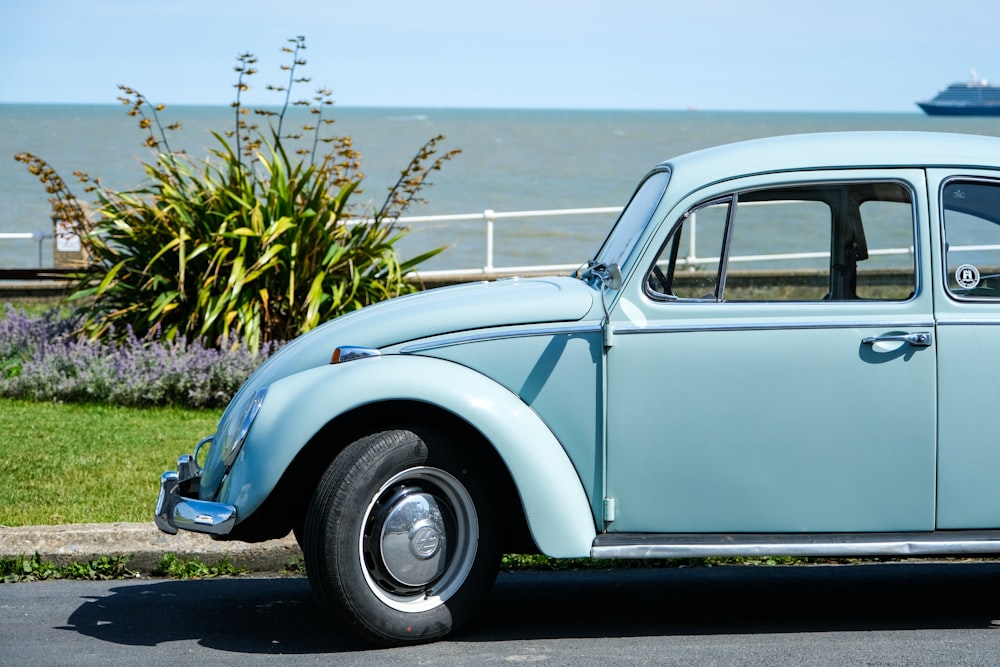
(956, 264, 981, 289)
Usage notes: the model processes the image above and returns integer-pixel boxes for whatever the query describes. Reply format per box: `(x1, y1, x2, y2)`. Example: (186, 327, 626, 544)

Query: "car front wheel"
(303, 427, 501, 646)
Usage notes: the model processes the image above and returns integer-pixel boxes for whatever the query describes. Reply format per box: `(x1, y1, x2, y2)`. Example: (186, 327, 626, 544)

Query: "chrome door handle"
(862, 332, 933, 347)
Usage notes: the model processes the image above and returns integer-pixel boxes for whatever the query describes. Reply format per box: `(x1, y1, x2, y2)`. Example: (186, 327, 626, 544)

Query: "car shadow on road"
(60, 577, 361, 654)
(467, 560, 1000, 641)
(60, 561, 1000, 653)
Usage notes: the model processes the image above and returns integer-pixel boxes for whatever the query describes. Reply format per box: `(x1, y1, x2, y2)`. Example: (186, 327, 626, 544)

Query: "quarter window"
(646, 198, 729, 299)
(943, 180, 1000, 298)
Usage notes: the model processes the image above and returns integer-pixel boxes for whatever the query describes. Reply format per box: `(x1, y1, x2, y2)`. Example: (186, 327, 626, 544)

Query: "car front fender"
(219, 354, 597, 557)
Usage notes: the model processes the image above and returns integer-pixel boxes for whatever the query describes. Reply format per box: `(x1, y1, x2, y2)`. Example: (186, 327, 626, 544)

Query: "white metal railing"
(681, 246, 918, 270)
(0, 208, 623, 275)
(3, 205, 999, 278)
(388, 206, 926, 280)
(376, 206, 624, 280)
(0, 232, 52, 268)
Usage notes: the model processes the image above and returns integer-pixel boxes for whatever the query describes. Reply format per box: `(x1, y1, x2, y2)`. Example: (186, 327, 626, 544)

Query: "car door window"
(942, 179, 1000, 298)
(724, 194, 832, 301)
(646, 182, 915, 302)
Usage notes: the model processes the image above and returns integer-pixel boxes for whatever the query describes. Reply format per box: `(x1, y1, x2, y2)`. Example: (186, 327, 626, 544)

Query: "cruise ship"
(917, 70, 1000, 116)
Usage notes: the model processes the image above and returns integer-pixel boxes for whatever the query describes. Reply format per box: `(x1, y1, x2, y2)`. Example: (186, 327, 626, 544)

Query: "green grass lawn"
(0, 398, 221, 526)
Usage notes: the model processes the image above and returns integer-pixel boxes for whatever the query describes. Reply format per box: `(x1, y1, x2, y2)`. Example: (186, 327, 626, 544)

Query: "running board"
(591, 531, 1000, 559)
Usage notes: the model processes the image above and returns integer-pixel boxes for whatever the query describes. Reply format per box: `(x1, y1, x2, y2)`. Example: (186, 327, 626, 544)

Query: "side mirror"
(603, 263, 622, 290)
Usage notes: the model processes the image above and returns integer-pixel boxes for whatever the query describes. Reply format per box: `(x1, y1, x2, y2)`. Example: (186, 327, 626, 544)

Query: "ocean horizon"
(4, 104, 1000, 271)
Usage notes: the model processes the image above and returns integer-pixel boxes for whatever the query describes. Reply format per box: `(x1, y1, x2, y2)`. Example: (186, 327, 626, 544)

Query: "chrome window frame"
(643, 177, 920, 305)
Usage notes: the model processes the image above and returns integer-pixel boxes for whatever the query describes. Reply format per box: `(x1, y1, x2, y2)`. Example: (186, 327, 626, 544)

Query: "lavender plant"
(0, 305, 270, 408)
(0, 305, 77, 380)
(16, 36, 458, 352)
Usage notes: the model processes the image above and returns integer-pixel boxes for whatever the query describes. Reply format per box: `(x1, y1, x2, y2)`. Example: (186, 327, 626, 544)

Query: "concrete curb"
(0, 522, 302, 574)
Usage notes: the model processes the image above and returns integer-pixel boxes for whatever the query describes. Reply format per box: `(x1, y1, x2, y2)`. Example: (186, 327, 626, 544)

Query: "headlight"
(220, 387, 267, 466)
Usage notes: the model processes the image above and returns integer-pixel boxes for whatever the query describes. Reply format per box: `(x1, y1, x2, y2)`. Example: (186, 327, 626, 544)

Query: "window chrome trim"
(400, 323, 602, 354)
(645, 177, 921, 305)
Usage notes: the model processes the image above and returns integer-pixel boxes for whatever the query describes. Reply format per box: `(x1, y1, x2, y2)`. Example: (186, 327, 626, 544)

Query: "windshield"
(591, 169, 670, 270)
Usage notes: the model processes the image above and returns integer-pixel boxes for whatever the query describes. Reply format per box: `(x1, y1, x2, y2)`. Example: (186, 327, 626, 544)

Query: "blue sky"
(3, 0, 998, 112)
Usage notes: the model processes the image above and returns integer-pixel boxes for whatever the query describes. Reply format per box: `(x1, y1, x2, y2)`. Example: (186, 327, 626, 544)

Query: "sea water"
(3, 104, 1000, 270)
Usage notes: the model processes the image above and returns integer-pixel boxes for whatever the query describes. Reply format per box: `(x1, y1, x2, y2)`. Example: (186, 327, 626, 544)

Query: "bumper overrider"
(155, 438, 237, 536)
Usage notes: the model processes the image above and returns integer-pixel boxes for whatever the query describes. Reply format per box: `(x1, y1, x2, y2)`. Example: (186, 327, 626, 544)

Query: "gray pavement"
(0, 522, 302, 573)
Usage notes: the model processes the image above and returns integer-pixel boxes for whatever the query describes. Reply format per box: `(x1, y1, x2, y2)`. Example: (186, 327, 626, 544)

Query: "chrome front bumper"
(154, 451, 236, 536)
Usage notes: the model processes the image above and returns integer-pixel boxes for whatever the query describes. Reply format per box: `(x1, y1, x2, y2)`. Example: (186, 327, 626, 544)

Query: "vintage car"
(157, 130, 1000, 645)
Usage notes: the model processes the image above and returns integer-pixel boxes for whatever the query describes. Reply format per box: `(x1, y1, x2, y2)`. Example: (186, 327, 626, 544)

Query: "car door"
(932, 171, 1000, 529)
(604, 170, 937, 534)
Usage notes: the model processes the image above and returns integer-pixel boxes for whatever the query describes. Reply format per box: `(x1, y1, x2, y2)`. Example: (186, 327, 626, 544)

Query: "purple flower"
(0, 306, 277, 408)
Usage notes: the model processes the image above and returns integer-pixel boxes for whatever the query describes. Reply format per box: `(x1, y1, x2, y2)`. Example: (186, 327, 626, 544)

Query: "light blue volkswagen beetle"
(157, 131, 1000, 645)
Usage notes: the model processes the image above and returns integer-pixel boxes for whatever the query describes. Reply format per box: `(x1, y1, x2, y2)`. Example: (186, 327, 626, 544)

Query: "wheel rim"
(359, 466, 479, 612)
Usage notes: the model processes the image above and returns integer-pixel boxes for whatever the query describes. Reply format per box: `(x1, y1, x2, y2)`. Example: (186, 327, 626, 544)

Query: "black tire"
(303, 427, 501, 646)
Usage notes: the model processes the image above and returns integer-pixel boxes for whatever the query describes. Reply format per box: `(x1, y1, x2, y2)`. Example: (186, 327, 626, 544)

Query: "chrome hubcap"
(378, 487, 447, 587)
(359, 466, 479, 612)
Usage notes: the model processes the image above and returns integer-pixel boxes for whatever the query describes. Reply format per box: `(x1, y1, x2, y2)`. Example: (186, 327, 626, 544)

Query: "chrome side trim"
(400, 323, 602, 354)
(591, 531, 1000, 559)
(614, 319, 936, 336)
(936, 318, 1000, 327)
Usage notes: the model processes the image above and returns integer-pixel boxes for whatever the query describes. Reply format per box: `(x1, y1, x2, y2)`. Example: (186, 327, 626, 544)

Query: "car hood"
(231, 275, 597, 404)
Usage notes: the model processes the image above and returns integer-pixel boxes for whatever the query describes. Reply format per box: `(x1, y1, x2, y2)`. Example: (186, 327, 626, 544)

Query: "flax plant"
(16, 36, 457, 351)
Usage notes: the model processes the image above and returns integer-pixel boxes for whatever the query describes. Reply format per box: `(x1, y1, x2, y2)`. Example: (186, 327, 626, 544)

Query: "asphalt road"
(4, 561, 1000, 666)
